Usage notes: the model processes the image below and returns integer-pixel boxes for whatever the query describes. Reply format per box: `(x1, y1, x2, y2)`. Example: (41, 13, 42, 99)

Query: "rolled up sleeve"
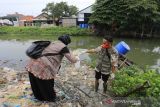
(94, 46, 101, 53)
(110, 47, 119, 67)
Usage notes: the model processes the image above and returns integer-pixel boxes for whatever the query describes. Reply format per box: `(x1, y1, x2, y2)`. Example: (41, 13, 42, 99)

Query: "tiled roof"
(20, 16, 34, 21)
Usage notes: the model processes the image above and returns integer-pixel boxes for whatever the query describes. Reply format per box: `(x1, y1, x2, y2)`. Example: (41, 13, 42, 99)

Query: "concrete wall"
(62, 18, 77, 27)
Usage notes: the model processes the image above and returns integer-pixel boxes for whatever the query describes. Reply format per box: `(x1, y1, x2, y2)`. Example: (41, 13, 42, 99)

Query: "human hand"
(112, 66, 116, 73)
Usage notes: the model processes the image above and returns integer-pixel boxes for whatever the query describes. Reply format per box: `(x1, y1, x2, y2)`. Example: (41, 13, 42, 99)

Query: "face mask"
(101, 42, 110, 49)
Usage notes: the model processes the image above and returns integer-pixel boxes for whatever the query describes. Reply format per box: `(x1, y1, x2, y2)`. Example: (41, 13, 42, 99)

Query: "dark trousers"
(95, 71, 110, 82)
(28, 72, 56, 102)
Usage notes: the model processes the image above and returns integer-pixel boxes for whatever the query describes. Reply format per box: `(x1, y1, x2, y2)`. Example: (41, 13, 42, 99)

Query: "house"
(33, 13, 49, 21)
(19, 16, 34, 26)
(19, 13, 54, 27)
(33, 13, 53, 26)
(77, 5, 93, 28)
(61, 5, 93, 28)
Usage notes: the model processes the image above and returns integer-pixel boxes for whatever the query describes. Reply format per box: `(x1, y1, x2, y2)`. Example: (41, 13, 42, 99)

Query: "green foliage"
(42, 2, 55, 16)
(90, 0, 160, 37)
(111, 66, 160, 98)
(68, 5, 78, 16)
(42, 2, 78, 19)
(110, 65, 160, 99)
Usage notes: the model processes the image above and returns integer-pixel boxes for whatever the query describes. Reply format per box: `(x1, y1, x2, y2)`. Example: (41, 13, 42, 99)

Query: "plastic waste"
(110, 73, 115, 79)
(80, 50, 87, 54)
(152, 47, 160, 54)
(57, 91, 70, 100)
(81, 66, 87, 79)
(75, 60, 80, 69)
(23, 81, 30, 85)
(72, 49, 91, 63)
(75, 56, 80, 69)
(2, 102, 21, 107)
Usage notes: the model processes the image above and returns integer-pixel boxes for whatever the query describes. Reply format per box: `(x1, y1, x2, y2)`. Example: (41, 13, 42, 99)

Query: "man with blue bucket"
(85, 36, 119, 93)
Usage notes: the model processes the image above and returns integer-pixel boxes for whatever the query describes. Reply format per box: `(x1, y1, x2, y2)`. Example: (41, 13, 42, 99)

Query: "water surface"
(0, 37, 159, 71)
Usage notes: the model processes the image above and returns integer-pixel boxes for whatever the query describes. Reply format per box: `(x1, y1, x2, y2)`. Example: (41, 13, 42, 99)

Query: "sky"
(0, 0, 95, 17)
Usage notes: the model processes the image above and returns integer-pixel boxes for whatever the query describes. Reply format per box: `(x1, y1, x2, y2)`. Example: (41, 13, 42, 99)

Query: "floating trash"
(152, 47, 160, 54)
(141, 48, 150, 53)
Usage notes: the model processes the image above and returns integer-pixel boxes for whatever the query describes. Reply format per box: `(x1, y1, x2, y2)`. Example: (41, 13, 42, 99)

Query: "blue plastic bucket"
(115, 41, 130, 55)
(84, 24, 88, 28)
(81, 24, 85, 28)
(79, 24, 83, 28)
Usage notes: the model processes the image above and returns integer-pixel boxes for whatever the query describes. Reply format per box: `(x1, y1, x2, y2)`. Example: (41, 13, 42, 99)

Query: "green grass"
(0, 26, 93, 40)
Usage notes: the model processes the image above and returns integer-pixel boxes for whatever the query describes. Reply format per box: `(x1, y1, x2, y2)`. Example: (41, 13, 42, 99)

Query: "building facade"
(77, 5, 93, 28)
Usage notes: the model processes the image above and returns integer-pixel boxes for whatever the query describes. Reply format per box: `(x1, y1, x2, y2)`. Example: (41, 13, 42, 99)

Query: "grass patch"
(0, 26, 93, 40)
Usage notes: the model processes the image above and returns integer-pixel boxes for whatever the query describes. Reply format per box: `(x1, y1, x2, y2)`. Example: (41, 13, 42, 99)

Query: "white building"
(77, 5, 93, 27)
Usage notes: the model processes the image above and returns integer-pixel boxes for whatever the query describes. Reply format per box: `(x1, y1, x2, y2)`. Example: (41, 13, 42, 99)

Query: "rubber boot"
(103, 82, 107, 94)
(95, 79, 99, 92)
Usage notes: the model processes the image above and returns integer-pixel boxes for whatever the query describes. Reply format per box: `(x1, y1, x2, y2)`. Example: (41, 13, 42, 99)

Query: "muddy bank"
(0, 61, 115, 107)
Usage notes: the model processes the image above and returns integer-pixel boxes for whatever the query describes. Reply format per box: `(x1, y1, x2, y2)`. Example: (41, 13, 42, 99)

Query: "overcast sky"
(0, 0, 95, 17)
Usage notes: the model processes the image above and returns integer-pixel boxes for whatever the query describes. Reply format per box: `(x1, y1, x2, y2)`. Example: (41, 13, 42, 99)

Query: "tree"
(68, 5, 78, 17)
(90, 0, 160, 37)
(42, 2, 55, 16)
(42, 2, 78, 19)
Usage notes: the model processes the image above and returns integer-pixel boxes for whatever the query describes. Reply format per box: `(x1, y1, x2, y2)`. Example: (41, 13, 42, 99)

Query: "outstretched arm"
(60, 47, 78, 63)
(64, 53, 78, 63)
(86, 49, 96, 53)
(86, 46, 101, 53)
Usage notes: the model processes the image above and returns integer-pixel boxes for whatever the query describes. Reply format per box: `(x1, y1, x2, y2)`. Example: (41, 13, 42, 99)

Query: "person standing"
(86, 36, 118, 93)
(25, 35, 78, 102)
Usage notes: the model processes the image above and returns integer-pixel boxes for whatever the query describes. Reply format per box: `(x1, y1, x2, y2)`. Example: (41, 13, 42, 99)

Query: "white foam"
(152, 47, 160, 54)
